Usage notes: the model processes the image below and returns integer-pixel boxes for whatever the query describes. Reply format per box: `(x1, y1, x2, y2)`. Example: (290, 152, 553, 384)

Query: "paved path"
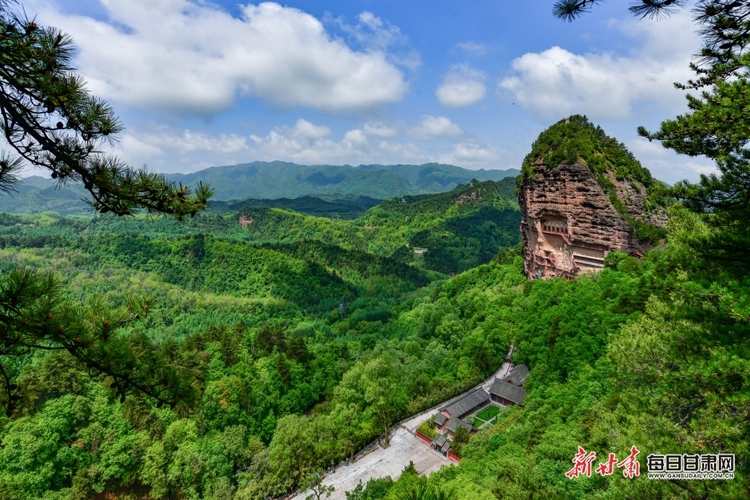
(482, 355, 514, 392)
(292, 428, 449, 500)
(291, 346, 515, 500)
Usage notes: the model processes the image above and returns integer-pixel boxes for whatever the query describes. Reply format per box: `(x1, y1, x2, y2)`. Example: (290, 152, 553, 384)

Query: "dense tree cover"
(411, 208, 748, 499)
(0, 211, 519, 498)
(166, 161, 517, 202)
(0, 178, 520, 276)
(0, 0, 219, 427)
(6, 199, 746, 499)
(239, 179, 520, 274)
(0, 1, 747, 498)
(221, 195, 381, 219)
(0, 215, 429, 310)
(521, 115, 654, 186)
(1, 193, 748, 499)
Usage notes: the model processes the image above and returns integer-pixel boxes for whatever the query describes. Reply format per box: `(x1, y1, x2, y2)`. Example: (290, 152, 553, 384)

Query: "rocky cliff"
(518, 116, 667, 280)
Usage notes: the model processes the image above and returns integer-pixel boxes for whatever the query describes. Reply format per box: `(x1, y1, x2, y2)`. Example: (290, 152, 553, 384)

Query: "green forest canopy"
(0, 0, 748, 499)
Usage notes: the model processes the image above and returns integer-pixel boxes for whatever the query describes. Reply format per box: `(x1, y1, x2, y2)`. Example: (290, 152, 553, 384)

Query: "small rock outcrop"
(519, 116, 667, 280)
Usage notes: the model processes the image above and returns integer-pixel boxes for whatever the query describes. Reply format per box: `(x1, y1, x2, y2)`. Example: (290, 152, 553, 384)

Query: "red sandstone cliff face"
(519, 161, 665, 280)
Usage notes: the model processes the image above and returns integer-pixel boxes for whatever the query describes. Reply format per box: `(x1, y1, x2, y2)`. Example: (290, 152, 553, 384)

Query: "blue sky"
(22, 0, 714, 184)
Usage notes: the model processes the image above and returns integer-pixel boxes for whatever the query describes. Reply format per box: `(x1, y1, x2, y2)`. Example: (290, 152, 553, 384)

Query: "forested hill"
(239, 178, 521, 273)
(166, 161, 519, 201)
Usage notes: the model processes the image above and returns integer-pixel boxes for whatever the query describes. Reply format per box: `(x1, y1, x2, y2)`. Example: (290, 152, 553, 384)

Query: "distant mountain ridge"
(0, 177, 91, 215)
(2, 162, 519, 215)
(166, 161, 519, 201)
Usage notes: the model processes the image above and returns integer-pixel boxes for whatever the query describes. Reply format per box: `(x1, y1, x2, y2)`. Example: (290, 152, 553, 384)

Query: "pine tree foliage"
(637, 1, 750, 226)
(0, 0, 209, 417)
(0, 268, 196, 417)
(553, 0, 687, 21)
(0, 0, 212, 217)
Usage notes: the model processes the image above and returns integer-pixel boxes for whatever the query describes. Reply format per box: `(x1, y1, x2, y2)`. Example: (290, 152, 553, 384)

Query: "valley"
(2, 0, 749, 498)
(0, 126, 747, 500)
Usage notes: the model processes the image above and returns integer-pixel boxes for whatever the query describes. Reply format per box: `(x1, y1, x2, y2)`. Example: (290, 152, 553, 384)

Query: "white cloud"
(455, 41, 488, 55)
(499, 9, 698, 120)
(55, 115, 503, 174)
(363, 123, 398, 138)
(436, 64, 487, 107)
(249, 120, 369, 164)
(375, 141, 426, 163)
(117, 124, 704, 180)
(410, 115, 463, 139)
(327, 10, 422, 70)
(335, 11, 406, 51)
(110, 127, 251, 172)
(343, 129, 368, 147)
(33, 1, 409, 113)
(450, 142, 497, 163)
(627, 137, 717, 185)
(291, 119, 331, 139)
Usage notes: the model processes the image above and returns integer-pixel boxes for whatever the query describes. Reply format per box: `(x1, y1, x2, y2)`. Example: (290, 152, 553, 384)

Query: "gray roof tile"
(432, 435, 447, 447)
(441, 388, 489, 419)
(489, 379, 527, 405)
(503, 364, 530, 386)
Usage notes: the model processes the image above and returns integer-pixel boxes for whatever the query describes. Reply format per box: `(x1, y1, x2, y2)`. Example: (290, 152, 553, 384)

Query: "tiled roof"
(446, 417, 473, 434)
(489, 379, 527, 406)
(434, 413, 448, 426)
(432, 435, 448, 448)
(503, 364, 530, 386)
(441, 388, 489, 419)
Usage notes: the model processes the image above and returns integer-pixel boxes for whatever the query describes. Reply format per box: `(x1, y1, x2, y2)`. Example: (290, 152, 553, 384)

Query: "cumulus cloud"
(105, 127, 252, 172)
(139, 128, 246, 156)
(33, 1, 409, 113)
(249, 119, 373, 164)
(436, 64, 487, 107)
(499, 9, 698, 120)
(410, 115, 463, 139)
(328, 11, 422, 70)
(290, 119, 331, 139)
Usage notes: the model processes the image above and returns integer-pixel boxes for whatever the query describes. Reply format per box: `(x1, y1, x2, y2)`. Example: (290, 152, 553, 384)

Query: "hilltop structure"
(518, 116, 668, 280)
